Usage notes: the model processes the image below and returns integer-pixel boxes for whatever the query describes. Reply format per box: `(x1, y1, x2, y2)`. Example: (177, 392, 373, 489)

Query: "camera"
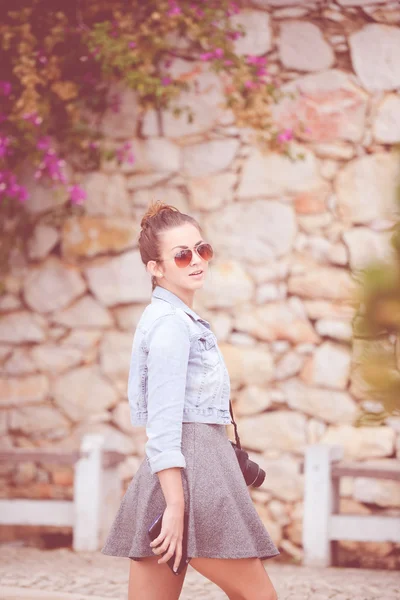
(230, 441, 266, 488)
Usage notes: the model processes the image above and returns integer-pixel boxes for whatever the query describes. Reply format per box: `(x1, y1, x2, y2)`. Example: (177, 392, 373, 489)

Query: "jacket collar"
(152, 285, 210, 327)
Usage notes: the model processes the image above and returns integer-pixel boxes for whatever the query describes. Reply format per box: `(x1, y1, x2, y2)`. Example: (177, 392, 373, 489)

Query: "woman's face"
(149, 223, 211, 294)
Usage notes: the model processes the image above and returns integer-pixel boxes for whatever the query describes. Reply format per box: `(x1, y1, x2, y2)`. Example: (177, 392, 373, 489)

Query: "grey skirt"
(101, 422, 280, 562)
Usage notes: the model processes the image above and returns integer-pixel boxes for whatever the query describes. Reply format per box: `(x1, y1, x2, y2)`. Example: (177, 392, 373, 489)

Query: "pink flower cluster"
(116, 141, 135, 165)
(0, 170, 28, 202)
(277, 128, 294, 143)
(23, 112, 43, 126)
(167, 0, 182, 16)
(0, 81, 12, 96)
(0, 136, 12, 159)
(200, 47, 224, 61)
(34, 136, 87, 203)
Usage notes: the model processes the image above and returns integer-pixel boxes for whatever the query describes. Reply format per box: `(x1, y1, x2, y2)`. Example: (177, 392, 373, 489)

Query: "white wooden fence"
(302, 443, 400, 567)
(0, 434, 125, 551)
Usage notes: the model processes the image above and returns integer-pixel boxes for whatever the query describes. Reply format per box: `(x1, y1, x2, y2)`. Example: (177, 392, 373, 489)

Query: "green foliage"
(353, 151, 400, 422)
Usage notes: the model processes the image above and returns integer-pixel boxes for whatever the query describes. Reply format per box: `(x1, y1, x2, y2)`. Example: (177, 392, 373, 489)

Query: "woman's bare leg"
(128, 556, 189, 600)
(189, 557, 278, 600)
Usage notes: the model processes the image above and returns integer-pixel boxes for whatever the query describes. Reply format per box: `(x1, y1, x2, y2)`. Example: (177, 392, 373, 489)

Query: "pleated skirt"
(101, 422, 280, 562)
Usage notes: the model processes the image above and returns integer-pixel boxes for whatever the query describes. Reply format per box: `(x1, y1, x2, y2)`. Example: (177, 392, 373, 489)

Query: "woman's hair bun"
(140, 200, 179, 230)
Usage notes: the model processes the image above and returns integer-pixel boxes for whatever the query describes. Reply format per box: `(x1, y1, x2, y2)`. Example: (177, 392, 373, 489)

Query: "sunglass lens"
(197, 243, 213, 262)
(174, 249, 192, 268)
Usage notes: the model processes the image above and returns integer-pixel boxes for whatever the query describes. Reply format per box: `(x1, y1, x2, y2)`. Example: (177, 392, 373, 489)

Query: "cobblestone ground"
(0, 546, 399, 600)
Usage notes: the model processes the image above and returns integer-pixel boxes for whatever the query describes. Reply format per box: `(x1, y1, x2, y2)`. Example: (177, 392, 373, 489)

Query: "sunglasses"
(161, 242, 214, 269)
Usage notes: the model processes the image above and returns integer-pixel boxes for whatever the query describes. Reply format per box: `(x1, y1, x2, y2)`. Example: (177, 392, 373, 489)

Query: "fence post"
(302, 444, 343, 567)
(73, 434, 104, 551)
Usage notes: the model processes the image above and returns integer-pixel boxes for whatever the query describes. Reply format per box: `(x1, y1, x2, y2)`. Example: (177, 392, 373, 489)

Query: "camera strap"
(229, 399, 242, 450)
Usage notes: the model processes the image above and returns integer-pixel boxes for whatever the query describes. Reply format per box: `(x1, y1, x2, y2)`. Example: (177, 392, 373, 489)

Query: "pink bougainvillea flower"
(0, 81, 11, 96)
(244, 80, 256, 89)
(0, 113, 7, 124)
(167, 1, 182, 16)
(277, 128, 294, 143)
(224, 60, 234, 67)
(23, 112, 43, 126)
(68, 184, 87, 205)
(227, 31, 242, 41)
(200, 52, 214, 61)
(128, 41, 137, 49)
(116, 141, 135, 165)
(214, 48, 224, 58)
(161, 76, 172, 86)
(36, 136, 51, 151)
(0, 136, 11, 158)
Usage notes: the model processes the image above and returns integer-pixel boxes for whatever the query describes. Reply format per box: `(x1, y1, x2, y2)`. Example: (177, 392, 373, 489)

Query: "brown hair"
(138, 200, 203, 291)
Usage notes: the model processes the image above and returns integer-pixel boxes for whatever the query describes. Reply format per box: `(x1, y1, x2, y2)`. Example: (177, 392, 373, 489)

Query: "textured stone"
(161, 62, 226, 138)
(312, 142, 355, 160)
(279, 21, 334, 72)
(303, 300, 355, 321)
(275, 351, 304, 380)
(182, 139, 239, 177)
(0, 312, 46, 344)
(315, 319, 353, 342)
(300, 342, 352, 390)
(282, 379, 357, 424)
(131, 187, 189, 213)
(99, 331, 132, 382)
(353, 474, 400, 508)
(238, 411, 307, 453)
(230, 10, 271, 56)
(125, 138, 181, 174)
(0, 294, 22, 311)
(52, 296, 113, 329)
(113, 304, 146, 331)
(343, 228, 394, 271)
(62, 217, 137, 258)
(23, 259, 86, 314)
(219, 343, 273, 387)
(30, 345, 82, 374)
(274, 71, 368, 143)
(100, 84, 139, 138)
(0, 375, 49, 407)
(197, 261, 254, 309)
(28, 224, 59, 260)
(335, 153, 400, 225)
(9, 406, 69, 435)
(187, 173, 236, 211)
(53, 366, 118, 422)
(85, 251, 151, 306)
(256, 282, 287, 304)
(234, 303, 319, 344)
(61, 329, 102, 352)
(234, 386, 273, 417)
(21, 171, 69, 215)
(288, 265, 355, 301)
(349, 24, 400, 91)
(373, 94, 400, 143)
(238, 145, 321, 198)
(261, 456, 304, 502)
(74, 422, 136, 455)
(3, 348, 36, 375)
(204, 200, 297, 264)
(320, 425, 395, 459)
(82, 173, 130, 217)
(126, 172, 169, 190)
(111, 402, 132, 435)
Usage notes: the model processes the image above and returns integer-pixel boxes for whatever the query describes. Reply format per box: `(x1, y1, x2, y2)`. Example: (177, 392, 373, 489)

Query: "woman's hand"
(149, 503, 185, 572)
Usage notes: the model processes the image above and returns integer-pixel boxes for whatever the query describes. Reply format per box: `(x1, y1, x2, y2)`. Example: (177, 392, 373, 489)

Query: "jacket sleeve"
(144, 314, 190, 474)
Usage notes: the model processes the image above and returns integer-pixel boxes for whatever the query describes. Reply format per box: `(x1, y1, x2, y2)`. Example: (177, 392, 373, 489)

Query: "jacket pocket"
(198, 333, 220, 368)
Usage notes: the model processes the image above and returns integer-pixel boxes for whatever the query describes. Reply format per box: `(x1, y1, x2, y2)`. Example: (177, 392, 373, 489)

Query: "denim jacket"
(128, 285, 232, 474)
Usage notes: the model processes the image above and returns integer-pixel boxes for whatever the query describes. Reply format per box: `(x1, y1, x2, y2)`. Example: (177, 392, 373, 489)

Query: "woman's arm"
(145, 313, 190, 477)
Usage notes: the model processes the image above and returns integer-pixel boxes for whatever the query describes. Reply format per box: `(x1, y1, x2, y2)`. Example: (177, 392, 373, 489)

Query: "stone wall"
(1, 0, 400, 567)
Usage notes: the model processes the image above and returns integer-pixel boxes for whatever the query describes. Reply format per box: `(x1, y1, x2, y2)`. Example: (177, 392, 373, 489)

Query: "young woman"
(101, 201, 279, 600)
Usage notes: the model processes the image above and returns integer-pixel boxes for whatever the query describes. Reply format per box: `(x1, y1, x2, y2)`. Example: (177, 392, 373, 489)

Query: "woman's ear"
(147, 260, 163, 279)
